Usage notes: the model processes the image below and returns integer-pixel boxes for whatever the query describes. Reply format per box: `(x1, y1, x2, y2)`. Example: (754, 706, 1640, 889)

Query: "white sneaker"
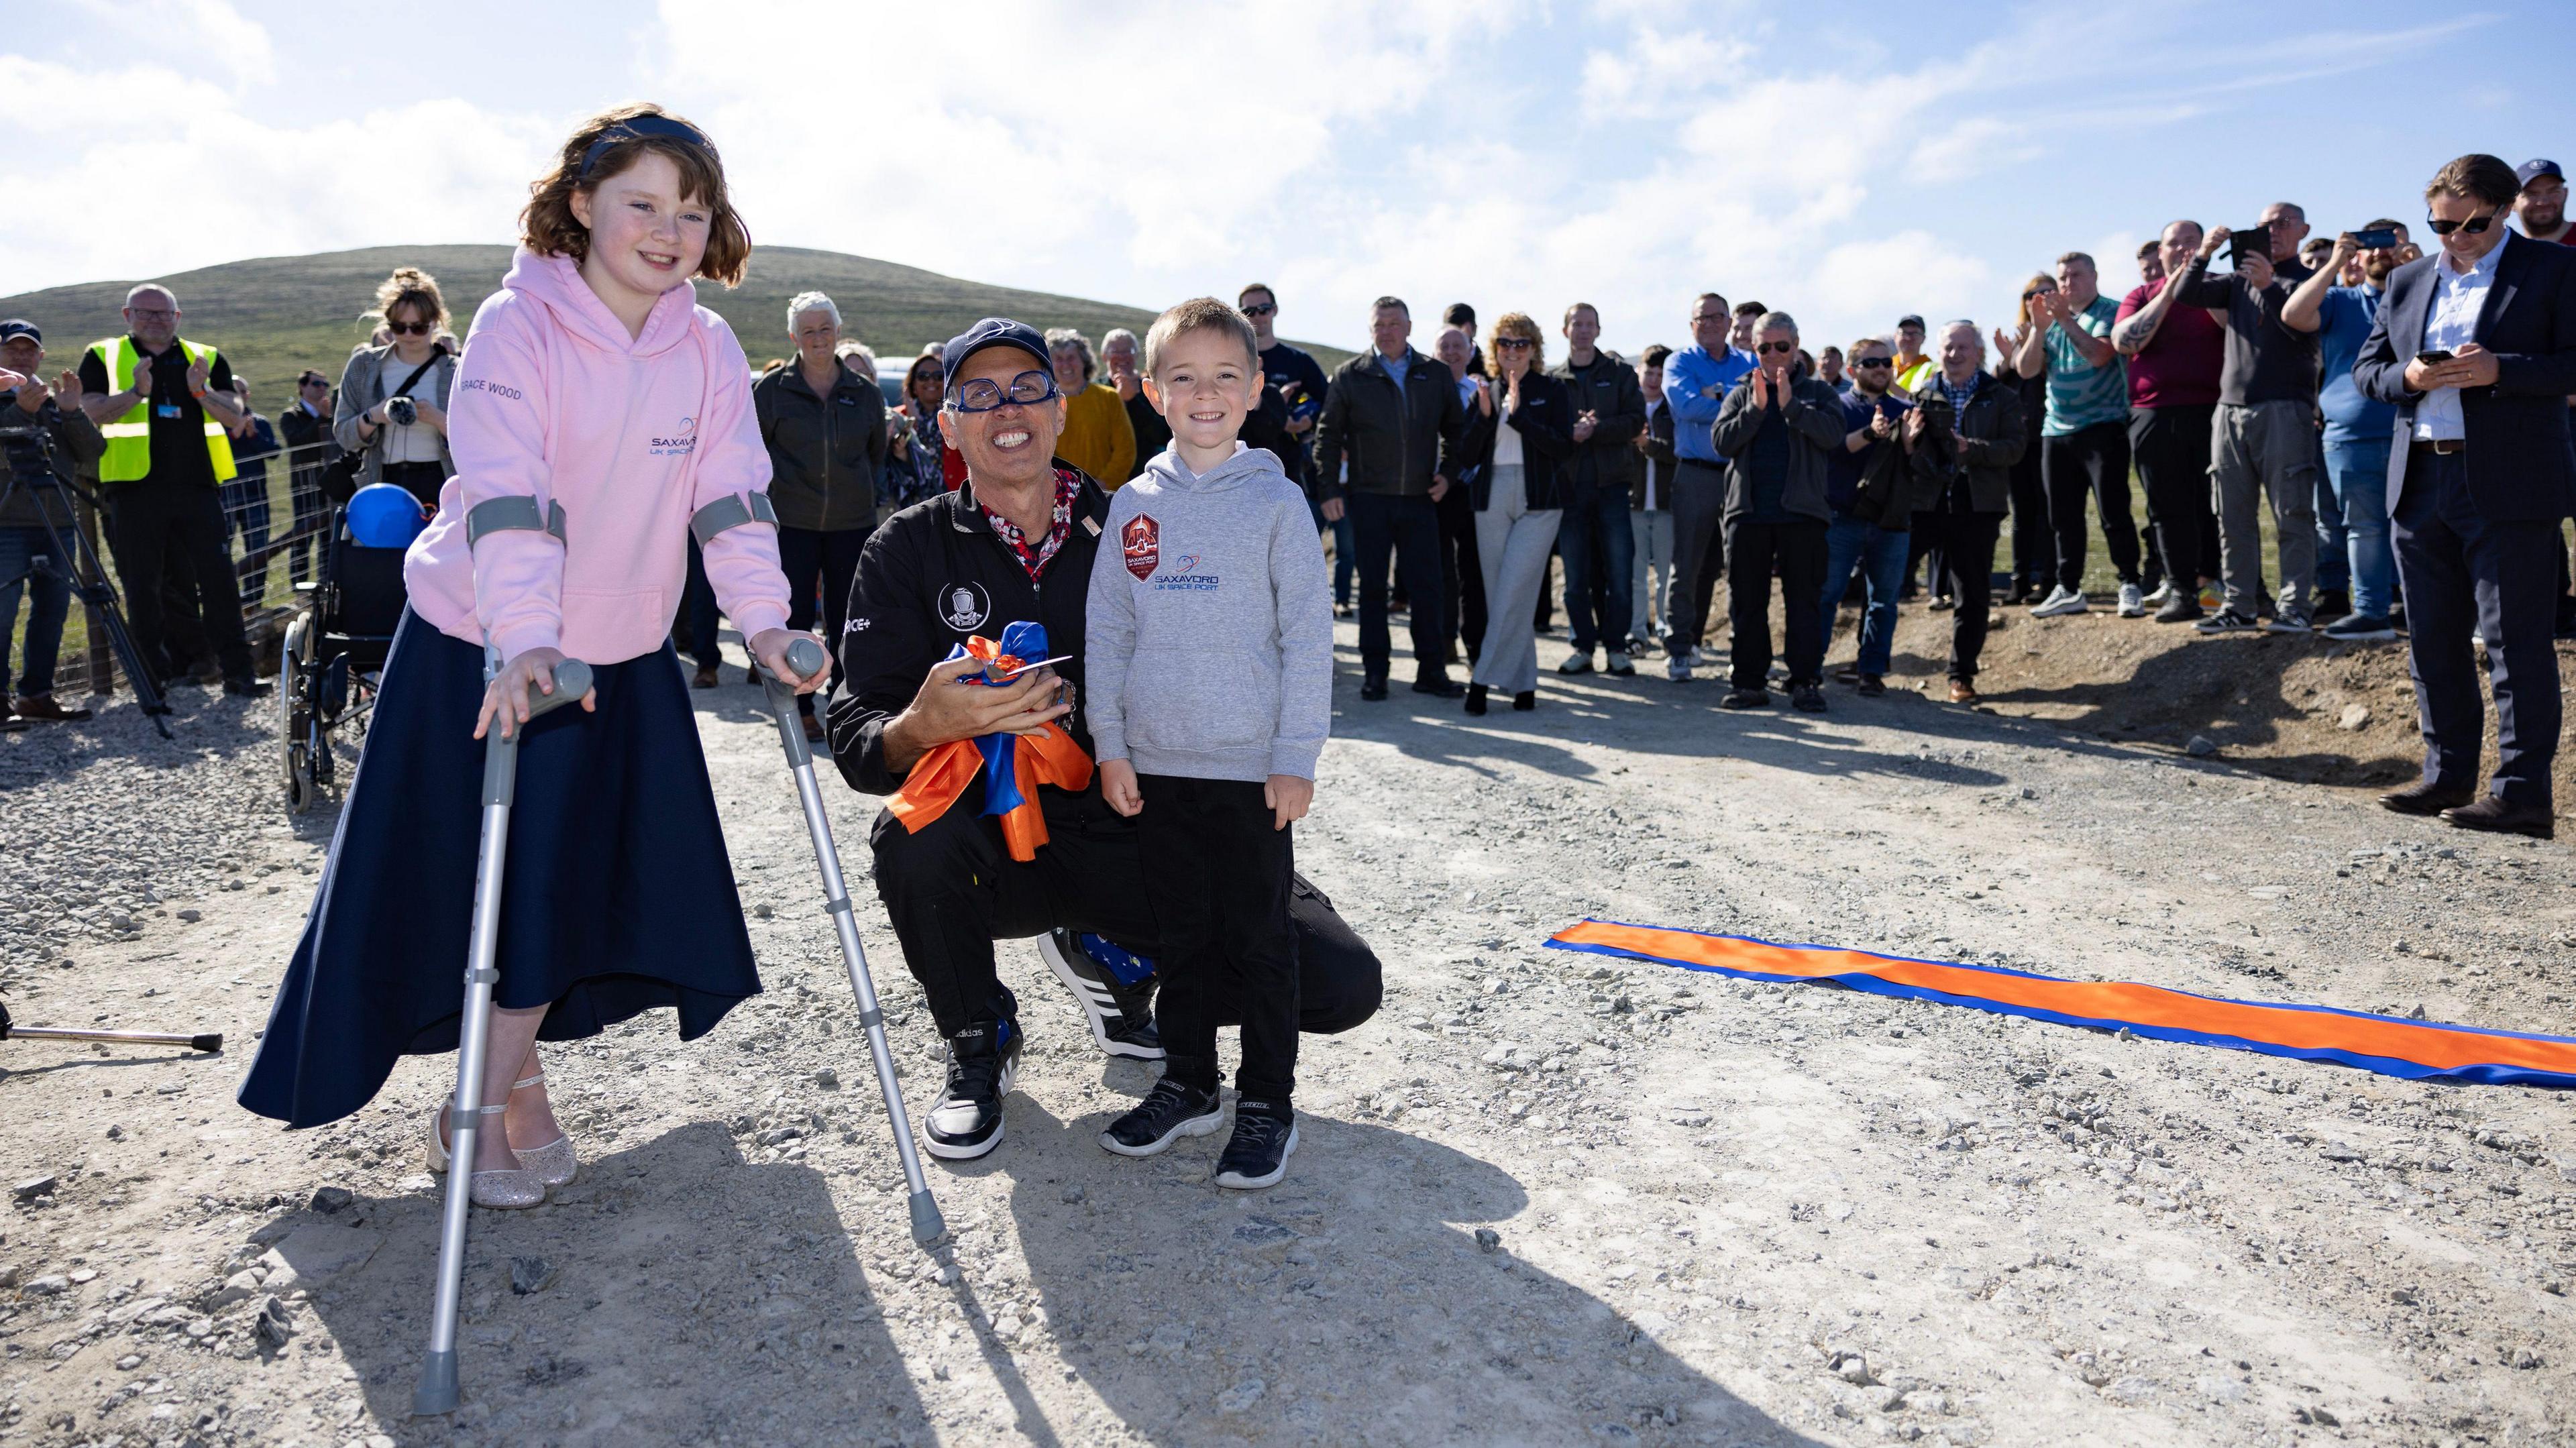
(2116, 582, 2146, 618)
(1683, 646, 1704, 667)
(2029, 586, 2089, 618)
(1666, 655, 1692, 682)
(2141, 581, 2174, 608)
(1558, 650, 1595, 675)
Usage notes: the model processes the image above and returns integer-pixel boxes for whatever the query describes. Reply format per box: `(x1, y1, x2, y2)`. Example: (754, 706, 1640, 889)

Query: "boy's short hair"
(1144, 297, 1260, 377)
(1640, 343, 1672, 368)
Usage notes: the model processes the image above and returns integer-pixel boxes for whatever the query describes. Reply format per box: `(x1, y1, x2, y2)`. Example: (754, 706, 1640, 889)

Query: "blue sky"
(7, 1, 2575, 358)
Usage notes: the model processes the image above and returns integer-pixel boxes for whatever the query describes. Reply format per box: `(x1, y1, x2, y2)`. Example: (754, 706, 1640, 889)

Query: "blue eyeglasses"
(947, 369, 1059, 413)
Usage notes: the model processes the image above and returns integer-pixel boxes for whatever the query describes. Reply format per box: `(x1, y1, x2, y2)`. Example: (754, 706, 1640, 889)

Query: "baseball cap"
(0, 319, 41, 345)
(1896, 314, 1925, 330)
(2518, 158, 2563, 190)
(941, 318, 1051, 388)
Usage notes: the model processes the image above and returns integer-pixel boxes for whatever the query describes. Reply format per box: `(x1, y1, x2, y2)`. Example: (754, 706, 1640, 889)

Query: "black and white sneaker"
(1038, 929, 1164, 1059)
(1212, 1103, 1299, 1190)
(922, 1019, 1020, 1161)
(1099, 1078, 1225, 1157)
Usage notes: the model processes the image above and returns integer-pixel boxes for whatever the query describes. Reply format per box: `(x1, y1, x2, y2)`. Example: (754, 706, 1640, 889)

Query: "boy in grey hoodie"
(1085, 298, 1333, 1190)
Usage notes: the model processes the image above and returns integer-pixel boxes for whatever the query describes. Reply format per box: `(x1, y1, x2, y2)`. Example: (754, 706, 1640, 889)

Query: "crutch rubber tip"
(412, 1351, 460, 1416)
(190, 1033, 223, 1054)
(909, 1190, 946, 1247)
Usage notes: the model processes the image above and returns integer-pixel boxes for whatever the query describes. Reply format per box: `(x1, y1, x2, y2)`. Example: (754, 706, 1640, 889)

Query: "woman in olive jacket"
(1461, 312, 1576, 714)
(753, 292, 886, 736)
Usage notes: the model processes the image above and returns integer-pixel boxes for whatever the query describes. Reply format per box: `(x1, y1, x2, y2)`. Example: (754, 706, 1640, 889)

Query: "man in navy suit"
(2353, 153, 2576, 839)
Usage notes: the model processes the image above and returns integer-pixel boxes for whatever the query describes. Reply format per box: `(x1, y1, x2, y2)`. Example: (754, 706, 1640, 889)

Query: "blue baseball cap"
(0, 319, 40, 345)
(2518, 158, 2563, 190)
(941, 318, 1051, 388)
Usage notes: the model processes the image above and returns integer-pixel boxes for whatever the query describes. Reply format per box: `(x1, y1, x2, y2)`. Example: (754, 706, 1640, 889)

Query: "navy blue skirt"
(238, 610, 761, 1129)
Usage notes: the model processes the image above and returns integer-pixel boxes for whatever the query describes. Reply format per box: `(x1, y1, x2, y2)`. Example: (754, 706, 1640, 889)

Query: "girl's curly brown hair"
(519, 103, 751, 287)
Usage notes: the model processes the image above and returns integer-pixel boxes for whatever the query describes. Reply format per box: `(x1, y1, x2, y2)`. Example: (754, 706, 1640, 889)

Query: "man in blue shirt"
(1658, 292, 1756, 680)
(2286, 224, 2404, 640)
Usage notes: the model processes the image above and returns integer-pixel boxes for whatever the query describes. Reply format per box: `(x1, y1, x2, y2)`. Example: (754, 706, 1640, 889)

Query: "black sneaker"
(922, 1020, 1020, 1160)
(1359, 676, 1389, 702)
(1099, 1077, 1224, 1157)
(1212, 1103, 1299, 1190)
(1855, 675, 1886, 698)
(1718, 687, 1769, 710)
(2153, 593, 2204, 624)
(1411, 675, 1465, 698)
(1038, 930, 1163, 1060)
(1790, 683, 1826, 712)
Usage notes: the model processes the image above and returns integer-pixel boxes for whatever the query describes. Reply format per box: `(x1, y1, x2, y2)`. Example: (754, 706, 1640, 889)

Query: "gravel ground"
(4, 620, 2575, 1448)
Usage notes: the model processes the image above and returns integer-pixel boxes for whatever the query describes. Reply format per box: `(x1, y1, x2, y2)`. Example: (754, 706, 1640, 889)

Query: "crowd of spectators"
(5, 153, 2570, 842)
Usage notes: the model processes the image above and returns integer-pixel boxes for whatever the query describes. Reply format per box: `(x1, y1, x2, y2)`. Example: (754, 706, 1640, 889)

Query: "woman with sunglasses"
(1993, 275, 2057, 604)
(886, 351, 952, 508)
(334, 267, 458, 506)
(1460, 312, 1576, 714)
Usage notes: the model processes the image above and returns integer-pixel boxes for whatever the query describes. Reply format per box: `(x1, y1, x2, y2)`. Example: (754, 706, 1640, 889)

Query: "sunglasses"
(1854, 356, 1893, 369)
(1240, 302, 1277, 316)
(2426, 209, 2500, 236)
(1756, 340, 1797, 355)
(386, 319, 432, 336)
(1495, 337, 1536, 351)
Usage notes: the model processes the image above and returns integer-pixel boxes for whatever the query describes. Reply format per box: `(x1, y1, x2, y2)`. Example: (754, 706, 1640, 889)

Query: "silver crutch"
(414, 656, 594, 1417)
(756, 636, 945, 1247)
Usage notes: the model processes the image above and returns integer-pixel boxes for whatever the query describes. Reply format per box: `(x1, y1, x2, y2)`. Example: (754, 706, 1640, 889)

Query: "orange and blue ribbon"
(885, 621, 1092, 862)
(1548, 918, 2576, 1090)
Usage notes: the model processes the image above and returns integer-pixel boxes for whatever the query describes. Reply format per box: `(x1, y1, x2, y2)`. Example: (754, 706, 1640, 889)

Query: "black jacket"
(1907, 370, 2027, 516)
(2354, 231, 2576, 522)
(1314, 349, 1463, 500)
(1548, 351, 1647, 496)
(825, 467, 1112, 797)
(753, 360, 888, 533)
(1711, 368, 1845, 524)
(1635, 398, 1676, 510)
(1455, 372, 1577, 512)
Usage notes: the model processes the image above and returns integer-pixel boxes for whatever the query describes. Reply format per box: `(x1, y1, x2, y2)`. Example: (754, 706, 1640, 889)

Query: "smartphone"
(2227, 224, 2272, 266)
(2352, 227, 2398, 251)
(2415, 349, 2455, 366)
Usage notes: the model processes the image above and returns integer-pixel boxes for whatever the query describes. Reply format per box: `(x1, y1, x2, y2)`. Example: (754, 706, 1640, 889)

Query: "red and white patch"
(1122, 514, 1160, 581)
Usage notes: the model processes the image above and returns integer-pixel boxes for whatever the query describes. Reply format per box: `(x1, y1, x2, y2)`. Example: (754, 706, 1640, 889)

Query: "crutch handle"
(751, 637, 829, 689)
(525, 659, 592, 720)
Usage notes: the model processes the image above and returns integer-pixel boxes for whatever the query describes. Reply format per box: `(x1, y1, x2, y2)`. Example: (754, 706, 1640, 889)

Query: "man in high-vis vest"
(76, 283, 266, 695)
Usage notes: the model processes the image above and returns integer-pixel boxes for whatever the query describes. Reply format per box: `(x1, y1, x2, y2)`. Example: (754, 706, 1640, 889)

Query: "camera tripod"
(0, 424, 173, 739)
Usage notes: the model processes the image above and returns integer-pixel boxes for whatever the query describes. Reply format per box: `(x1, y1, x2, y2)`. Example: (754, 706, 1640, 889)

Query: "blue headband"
(578, 114, 713, 178)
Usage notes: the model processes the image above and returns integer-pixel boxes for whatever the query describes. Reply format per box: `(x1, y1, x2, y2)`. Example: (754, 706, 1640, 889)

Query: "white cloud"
(72, 0, 276, 87)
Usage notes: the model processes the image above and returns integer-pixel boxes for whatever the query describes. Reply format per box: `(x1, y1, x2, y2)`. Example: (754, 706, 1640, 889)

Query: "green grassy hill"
(0, 244, 1353, 394)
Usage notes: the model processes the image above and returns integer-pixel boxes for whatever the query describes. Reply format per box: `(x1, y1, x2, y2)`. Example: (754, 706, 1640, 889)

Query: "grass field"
(0, 243, 1356, 398)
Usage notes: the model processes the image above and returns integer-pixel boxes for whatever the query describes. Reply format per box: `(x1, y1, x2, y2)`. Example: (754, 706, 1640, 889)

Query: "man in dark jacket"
(1313, 296, 1466, 699)
(1911, 323, 2029, 702)
(823, 318, 1382, 1160)
(1711, 312, 1843, 712)
(1550, 304, 1647, 676)
(2353, 154, 2576, 838)
(754, 292, 888, 732)
(275, 370, 340, 587)
(1632, 344, 1677, 655)
(219, 382, 279, 612)
(0, 322, 105, 725)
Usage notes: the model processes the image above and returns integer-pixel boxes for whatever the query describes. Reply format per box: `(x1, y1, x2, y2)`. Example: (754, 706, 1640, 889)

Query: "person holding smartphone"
(2283, 223, 2408, 640)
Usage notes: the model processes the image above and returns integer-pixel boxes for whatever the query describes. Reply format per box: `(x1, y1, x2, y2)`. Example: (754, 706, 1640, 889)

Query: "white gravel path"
(4, 622, 2574, 1447)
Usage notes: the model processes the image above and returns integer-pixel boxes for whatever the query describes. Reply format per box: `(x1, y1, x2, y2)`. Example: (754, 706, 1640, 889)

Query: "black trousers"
(1137, 774, 1297, 1104)
(1664, 459, 1729, 651)
(284, 461, 329, 586)
(1349, 491, 1448, 682)
(869, 785, 1381, 1042)
(1723, 516, 1827, 689)
(2043, 419, 2140, 591)
(1435, 484, 1485, 663)
(2129, 404, 2214, 590)
(778, 522, 871, 707)
(106, 478, 250, 684)
(1914, 510, 2002, 681)
(2392, 450, 2562, 809)
(2006, 434, 2049, 590)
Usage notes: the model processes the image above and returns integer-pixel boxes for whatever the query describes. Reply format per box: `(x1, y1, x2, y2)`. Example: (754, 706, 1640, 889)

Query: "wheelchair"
(280, 491, 418, 814)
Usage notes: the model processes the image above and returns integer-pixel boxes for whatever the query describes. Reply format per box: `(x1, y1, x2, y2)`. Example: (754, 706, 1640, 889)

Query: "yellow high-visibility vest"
(90, 336, 236, 484)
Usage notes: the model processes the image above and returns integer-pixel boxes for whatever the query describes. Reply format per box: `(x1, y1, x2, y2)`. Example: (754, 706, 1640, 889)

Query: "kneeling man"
(825, 318, 1383, 1160)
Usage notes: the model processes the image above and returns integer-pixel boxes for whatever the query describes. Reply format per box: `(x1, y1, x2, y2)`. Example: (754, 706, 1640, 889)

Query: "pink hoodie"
(404, 247, 791, 666)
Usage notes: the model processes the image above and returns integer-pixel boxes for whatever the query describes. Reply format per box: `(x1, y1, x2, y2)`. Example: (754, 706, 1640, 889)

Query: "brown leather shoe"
(1947, 680, 1979, 704)
(11, 694, 93, 722)
(2440, 795, 2555, 840)
(2379, 779, 2475, 816)
(691, 664, 720, 689)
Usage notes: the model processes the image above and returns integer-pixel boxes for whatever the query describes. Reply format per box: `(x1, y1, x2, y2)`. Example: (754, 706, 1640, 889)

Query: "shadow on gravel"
(1000, 1098, 1819, 1447)
(288, 1120, 928, 1445)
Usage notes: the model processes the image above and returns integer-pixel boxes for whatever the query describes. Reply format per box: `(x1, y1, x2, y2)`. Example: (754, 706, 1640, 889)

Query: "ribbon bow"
(885, 620, 1093, 861)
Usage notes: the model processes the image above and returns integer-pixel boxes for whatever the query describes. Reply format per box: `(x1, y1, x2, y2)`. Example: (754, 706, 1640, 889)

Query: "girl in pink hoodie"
(240, 106, 821, 1209)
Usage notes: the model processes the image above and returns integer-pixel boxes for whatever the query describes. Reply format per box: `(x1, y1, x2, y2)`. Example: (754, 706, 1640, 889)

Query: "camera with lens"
(0, 414, 59, 490)
(1914, 390, 1955, 439)
(386, 396, 418, 428)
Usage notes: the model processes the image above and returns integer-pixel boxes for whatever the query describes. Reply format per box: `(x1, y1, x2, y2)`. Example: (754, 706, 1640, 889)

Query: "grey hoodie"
(1085, 441, 1333, 783)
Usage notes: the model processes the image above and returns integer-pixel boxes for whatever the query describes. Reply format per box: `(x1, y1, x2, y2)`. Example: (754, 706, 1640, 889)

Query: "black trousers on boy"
(1136, 774, 1299, 1106)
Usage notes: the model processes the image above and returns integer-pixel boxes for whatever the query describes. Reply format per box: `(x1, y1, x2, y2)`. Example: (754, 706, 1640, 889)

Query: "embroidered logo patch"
(941, 581, 990, 631)
(1122, 514, 1160, 581)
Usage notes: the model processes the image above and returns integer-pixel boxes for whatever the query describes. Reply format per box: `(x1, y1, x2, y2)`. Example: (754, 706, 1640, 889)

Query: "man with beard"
(2284, 225, 2406, 639)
